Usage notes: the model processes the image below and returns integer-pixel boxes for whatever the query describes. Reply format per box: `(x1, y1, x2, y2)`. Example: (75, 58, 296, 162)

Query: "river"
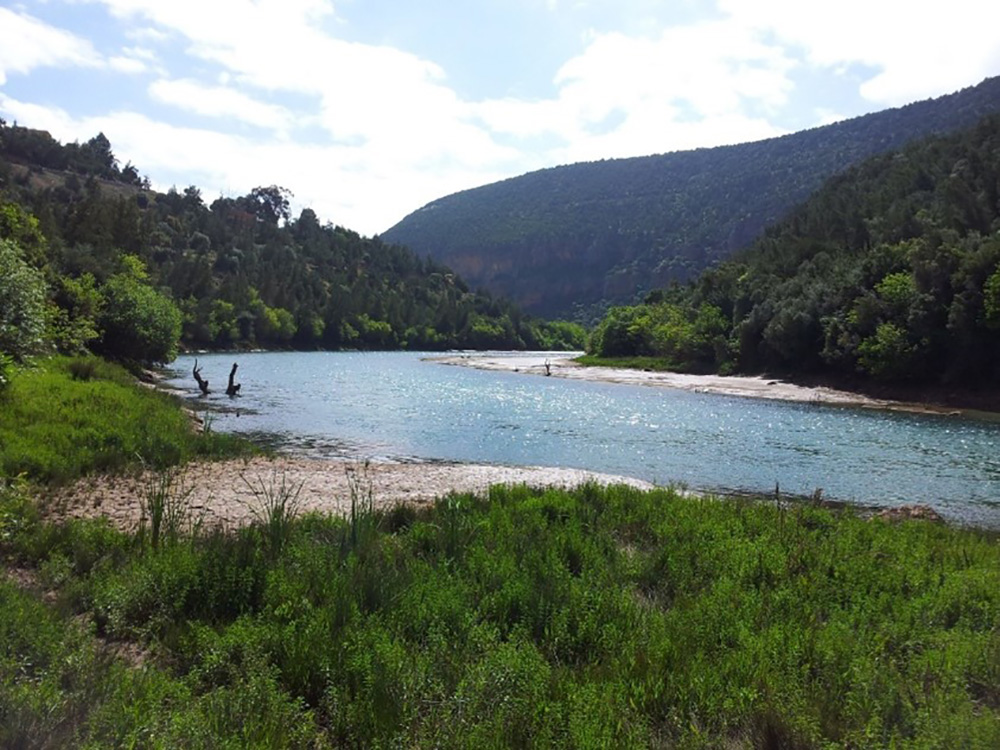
(165, 351, 1000, 526)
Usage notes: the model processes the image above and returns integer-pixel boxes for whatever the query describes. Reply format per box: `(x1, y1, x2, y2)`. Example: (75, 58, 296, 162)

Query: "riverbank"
(41, 456, 655, 531)
(431, 353, 981, 415)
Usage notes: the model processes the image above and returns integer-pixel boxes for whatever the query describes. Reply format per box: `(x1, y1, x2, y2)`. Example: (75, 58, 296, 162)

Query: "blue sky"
(2, 1, 999, 236)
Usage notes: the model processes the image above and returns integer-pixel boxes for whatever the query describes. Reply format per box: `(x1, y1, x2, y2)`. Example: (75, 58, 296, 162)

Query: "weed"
(3, 479, 1000, 746)
(66, 356, 99, 381)
(139, 467, 195, 549)
(241, 469, 303, 556)
(344, 460, 380, 553)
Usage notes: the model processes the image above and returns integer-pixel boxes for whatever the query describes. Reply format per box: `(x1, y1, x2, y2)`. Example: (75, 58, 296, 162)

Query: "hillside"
(587, 113, 1000, 396)
(383, 76, 1000, 319)
(0, 122, 584, 360)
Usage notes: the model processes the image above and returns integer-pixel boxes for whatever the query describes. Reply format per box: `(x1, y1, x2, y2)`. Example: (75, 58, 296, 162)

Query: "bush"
(0, 238, 47, 361)
(94, 256, 182, 364)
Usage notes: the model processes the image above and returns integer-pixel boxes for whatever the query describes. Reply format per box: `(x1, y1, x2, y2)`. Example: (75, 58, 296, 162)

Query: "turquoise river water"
(166, 351, 1000, 527)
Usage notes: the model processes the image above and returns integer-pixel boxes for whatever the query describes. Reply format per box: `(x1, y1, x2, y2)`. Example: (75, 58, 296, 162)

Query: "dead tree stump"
(192, 359, 210, 396)
(226, 362, 241, 397)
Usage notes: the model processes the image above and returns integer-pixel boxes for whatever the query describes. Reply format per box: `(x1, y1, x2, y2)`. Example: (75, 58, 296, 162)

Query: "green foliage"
(0, 200, 47, 266)
(0, 352, 12, 399)
(1, 483, 999, 746)
(857, 322, 918, 380)
(592, 113, 1000, 386)
(95, 256, 182, 364)
(0, 238, 47, 361)
(1, 125, 569, 354)
(0, 356, 253, 483)
(384, 76, 1000, 317)
(983, 264, 1000, 328)
(525, 318, 587, 350)
(588, 302, 728, 372)
(240, 471, 303, 557)
(48, 273, 102, 354)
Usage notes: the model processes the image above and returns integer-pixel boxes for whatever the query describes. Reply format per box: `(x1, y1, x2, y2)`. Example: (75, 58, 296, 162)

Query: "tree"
(78, 132, 118, 177)
(857, 322, 918, 380)
(248, 185, 292, 225)
(0, 238, 47, 361)
(95, 255, 182, 363)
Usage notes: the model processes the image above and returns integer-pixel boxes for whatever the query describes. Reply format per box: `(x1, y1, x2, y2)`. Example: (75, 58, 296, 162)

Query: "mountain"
(382, 76, 1000, 319)
(0, 122, 585, 360)
(588, 113, 1000, 392)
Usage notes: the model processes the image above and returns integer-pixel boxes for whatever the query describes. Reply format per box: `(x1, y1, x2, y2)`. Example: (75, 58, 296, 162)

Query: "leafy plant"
(94, 256, 183, 365)
(0, 237, 47, 362)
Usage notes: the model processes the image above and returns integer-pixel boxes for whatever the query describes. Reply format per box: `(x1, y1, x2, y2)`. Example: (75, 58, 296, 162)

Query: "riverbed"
(158, 351, 1000, 526)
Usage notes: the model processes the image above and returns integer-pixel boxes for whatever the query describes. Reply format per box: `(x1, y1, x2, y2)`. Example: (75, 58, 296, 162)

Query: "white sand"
(430, 353, 956, 413)
(42, 456, 655, 531)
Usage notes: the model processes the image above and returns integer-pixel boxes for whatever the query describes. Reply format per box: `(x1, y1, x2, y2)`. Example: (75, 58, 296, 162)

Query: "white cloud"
(0, 7, 102, 85)
(718, 0, 1000, 105)
(149, 78, 295, 132)
(108, 55, 147, 74)
(473, 18, 795, 160)
(87, 0, 523, 191)
(5, 0, 998, 235)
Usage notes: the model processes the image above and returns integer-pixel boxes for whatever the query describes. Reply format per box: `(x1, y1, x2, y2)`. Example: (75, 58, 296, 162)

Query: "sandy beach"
(42, 456, 655, 531)
(430, 353, 959, 413)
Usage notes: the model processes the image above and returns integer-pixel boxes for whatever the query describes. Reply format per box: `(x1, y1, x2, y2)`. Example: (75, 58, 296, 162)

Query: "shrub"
(0, 238, 47, 361)
(94, 256, 182, 364)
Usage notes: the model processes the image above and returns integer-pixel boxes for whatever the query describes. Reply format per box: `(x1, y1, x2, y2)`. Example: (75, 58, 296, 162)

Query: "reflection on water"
(166, 351, 1000, 526)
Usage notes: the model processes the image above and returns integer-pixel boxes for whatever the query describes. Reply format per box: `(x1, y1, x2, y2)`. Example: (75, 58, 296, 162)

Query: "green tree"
(0, 238, 47, 361)
(95, 256, 182, 363)
(857, 322, 917, 380)
(48, 273, 102, 354)
(248, 185, 292, 225)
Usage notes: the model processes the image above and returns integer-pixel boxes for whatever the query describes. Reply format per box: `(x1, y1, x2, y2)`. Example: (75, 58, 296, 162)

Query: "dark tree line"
(0, 126, 585, 365)
(589, 114, 1000, 387)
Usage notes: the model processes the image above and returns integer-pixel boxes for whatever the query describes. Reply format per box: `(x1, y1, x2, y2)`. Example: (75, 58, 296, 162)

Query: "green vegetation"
(589, 113, 1000, 389)
(2, 478, 998, 747)
(0, 237, 47, 362)
(384, 76, 1000, 318)
(0, 356, 251, 483)
(0, 121, 585, 357)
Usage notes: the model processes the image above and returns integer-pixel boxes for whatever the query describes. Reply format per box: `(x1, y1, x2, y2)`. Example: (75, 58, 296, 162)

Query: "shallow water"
(166, 351, 1000, 526)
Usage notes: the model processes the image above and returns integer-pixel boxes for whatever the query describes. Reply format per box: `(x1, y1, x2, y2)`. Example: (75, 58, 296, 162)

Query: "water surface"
(166, 351, 1000, 526)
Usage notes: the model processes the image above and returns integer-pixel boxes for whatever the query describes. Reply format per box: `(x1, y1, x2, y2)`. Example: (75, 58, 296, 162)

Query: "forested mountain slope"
(383, 76, 1000, 319)
(588, 113, 1000, 391)
(0, 121, 583, 362)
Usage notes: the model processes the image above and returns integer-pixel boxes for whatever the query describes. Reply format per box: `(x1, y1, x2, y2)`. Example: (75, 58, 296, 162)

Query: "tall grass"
(241, 470, 303, 556)
(344, 460, 380, 554)
(0, 356, 253, 483)
(2, 478, 999, 746)
(139, 468, 197, 549)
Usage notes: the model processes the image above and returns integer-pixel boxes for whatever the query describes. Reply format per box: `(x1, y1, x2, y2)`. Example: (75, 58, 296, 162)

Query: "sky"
(1, 1, 1000, 237)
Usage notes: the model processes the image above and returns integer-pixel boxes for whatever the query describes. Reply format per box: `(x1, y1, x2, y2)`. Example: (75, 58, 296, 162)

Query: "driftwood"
(192, 359, 209, 396)
(226, 362, 241, 397)
(544, 359, 552, 376)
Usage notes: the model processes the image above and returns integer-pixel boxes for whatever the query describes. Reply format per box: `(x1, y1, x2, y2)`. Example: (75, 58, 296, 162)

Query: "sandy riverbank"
(430, 353, 965, 414)
(42, 456, 655, 531)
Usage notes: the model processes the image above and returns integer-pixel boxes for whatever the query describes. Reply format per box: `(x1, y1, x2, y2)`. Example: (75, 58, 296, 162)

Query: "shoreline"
(429, 353, 982, 416)
(42, 456, 655, 531)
